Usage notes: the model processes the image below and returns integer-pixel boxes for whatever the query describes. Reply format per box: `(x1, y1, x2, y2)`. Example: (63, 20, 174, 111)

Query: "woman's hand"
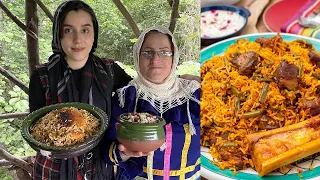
(118, 144, 150, 157)
(118, 144, 151, 162)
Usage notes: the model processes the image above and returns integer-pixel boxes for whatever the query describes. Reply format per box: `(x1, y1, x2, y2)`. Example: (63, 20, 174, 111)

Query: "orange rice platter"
(200, 33, 320, 179)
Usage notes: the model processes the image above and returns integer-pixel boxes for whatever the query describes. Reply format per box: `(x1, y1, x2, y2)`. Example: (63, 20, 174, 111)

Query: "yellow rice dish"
(200, 34, 320, 172)
(31, 107, 99, 146)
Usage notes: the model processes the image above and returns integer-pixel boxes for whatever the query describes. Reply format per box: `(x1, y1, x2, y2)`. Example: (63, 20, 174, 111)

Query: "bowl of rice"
(21, 102, 109, 158)
(201, 5, 250, 46)
(116, 112, 166, 153)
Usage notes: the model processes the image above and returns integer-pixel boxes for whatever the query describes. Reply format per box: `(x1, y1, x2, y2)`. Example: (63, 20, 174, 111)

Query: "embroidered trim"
(180, 124, 191, 180)
(117, 80, 200, 136)
(135, 171, 200, 180)
(164, 124, 173, 180)
(147, 152, 154, 180)
(142, 158, 200, 176)
(185, 171, 200, 180)
(109, 142, 116, 164)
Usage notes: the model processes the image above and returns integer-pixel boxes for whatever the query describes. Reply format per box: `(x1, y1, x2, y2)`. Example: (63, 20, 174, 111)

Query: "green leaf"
(9, 98, 19, 106)
(129, 38, 137, 43)
(8, 91, 17, 97)
(16, 100, 29, 112)
(4, 105, 13, 112)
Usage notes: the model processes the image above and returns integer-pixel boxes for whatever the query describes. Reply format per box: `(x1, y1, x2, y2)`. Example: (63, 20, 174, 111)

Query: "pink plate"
(263, 0, 308, 32)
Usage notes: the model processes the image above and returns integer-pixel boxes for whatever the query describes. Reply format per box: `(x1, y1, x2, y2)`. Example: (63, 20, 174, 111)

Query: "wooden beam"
(0, 112, 29, 120)
(112, 0, 140, 38)
(0, 66, 29, 95)
(0, 1, 37, 40)
(25, 0, 40, 74)
(0, 147, 32, 175)
(33, 0, 53, 22)
(169, 0, 180, 33)
(0, 156, 34, 166)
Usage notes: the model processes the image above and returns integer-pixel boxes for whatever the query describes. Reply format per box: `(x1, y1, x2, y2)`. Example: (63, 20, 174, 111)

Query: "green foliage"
(0, 119, 35, 156)
(176, 61, 200, 76)
(0, 167, 13, 180)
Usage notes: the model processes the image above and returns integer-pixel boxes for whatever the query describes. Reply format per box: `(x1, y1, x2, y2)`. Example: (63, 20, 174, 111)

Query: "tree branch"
(0, 147, 33, 175)
(169, 0, 180, 33)
(167, 0, 173, 6)
(112, 0, 140, 38)
(0, 112, 29, 120)
(0, 156, 34, 166)
(0, 66, 29, 95)
(0, 1, 37, 40)
(33, 0, 53, 22)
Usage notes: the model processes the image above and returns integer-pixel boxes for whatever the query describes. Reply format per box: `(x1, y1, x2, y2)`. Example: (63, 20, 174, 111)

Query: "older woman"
(102, 27, 200, 180)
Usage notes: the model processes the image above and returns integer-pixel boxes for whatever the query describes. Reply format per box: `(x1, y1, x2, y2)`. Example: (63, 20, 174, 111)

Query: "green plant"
(0, 167, 13, 180)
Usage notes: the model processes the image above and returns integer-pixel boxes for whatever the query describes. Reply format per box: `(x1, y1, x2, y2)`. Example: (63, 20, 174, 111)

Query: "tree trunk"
(169, 0, 180, 33)
(112, 0, 140, 38)
(25, 0, 39, 75)
(0, 8, 4, 56)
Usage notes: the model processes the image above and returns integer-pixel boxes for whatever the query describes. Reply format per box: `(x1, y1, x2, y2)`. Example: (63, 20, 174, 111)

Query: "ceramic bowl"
(201, 5, 251, 46)
(116, 113, 166, 153)
(21, 102, 109, 158)
(201, 0, 240, 7)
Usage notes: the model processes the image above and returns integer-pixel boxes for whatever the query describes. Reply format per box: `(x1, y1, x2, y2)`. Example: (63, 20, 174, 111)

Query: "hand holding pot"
(118, 144, 151, 158)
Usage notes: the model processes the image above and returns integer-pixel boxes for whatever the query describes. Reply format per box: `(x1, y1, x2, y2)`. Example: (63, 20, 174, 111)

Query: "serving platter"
(200, 33, 320, 180)
(21, 102, 109, 158)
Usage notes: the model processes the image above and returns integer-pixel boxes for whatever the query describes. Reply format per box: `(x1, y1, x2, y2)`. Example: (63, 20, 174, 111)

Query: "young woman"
(28, 1, 131, 179)
(103, 27, 200, 180)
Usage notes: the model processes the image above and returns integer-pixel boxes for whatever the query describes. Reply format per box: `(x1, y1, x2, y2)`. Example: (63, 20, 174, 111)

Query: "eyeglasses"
(140, 50, 173, 60)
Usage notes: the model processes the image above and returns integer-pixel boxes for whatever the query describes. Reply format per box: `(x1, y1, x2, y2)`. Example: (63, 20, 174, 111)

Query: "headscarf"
(45, 1, 113, 179)
(117, 26, 200, 135)
(51, 0, 98, 54)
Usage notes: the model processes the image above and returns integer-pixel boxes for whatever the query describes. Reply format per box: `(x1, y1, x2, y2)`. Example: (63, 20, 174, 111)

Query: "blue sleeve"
(101, 88, 147, 179)
(101, 94, 123, 165)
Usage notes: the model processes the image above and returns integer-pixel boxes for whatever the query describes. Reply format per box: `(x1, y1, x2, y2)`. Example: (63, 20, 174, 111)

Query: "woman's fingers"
(118, 144, 151, 157)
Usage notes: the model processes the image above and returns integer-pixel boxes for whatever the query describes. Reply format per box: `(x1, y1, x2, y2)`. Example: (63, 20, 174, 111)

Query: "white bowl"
(201, 0, 240, 7)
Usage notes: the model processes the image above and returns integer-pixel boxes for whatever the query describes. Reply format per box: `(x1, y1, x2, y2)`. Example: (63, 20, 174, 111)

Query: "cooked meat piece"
(303, 96, 320, 116)
(275, 61, 299, 90)
(316, 85, 320, 95)
(258, 115, 279, 130)
(304, 96, 320, 109)
(295, 39, 313, 49)
(311, 108, 320, 116)
(218, 148, 245, 170)
(255, 34, 283, 50)
(231, 51, 259, 77)
(309, 51, 320, 68)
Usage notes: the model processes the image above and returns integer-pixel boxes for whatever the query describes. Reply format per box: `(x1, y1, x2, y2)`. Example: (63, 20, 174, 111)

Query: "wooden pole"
(25, 0, 39, 74)
(169, 0, 180, 33)
(0, 147, 32, 175)
(0, 112, 29, 120)
(0, 1, 37, 40)
(0, 66, 29, 94)
(112, 0, 140, 38)
(33, 0, 53, 22)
